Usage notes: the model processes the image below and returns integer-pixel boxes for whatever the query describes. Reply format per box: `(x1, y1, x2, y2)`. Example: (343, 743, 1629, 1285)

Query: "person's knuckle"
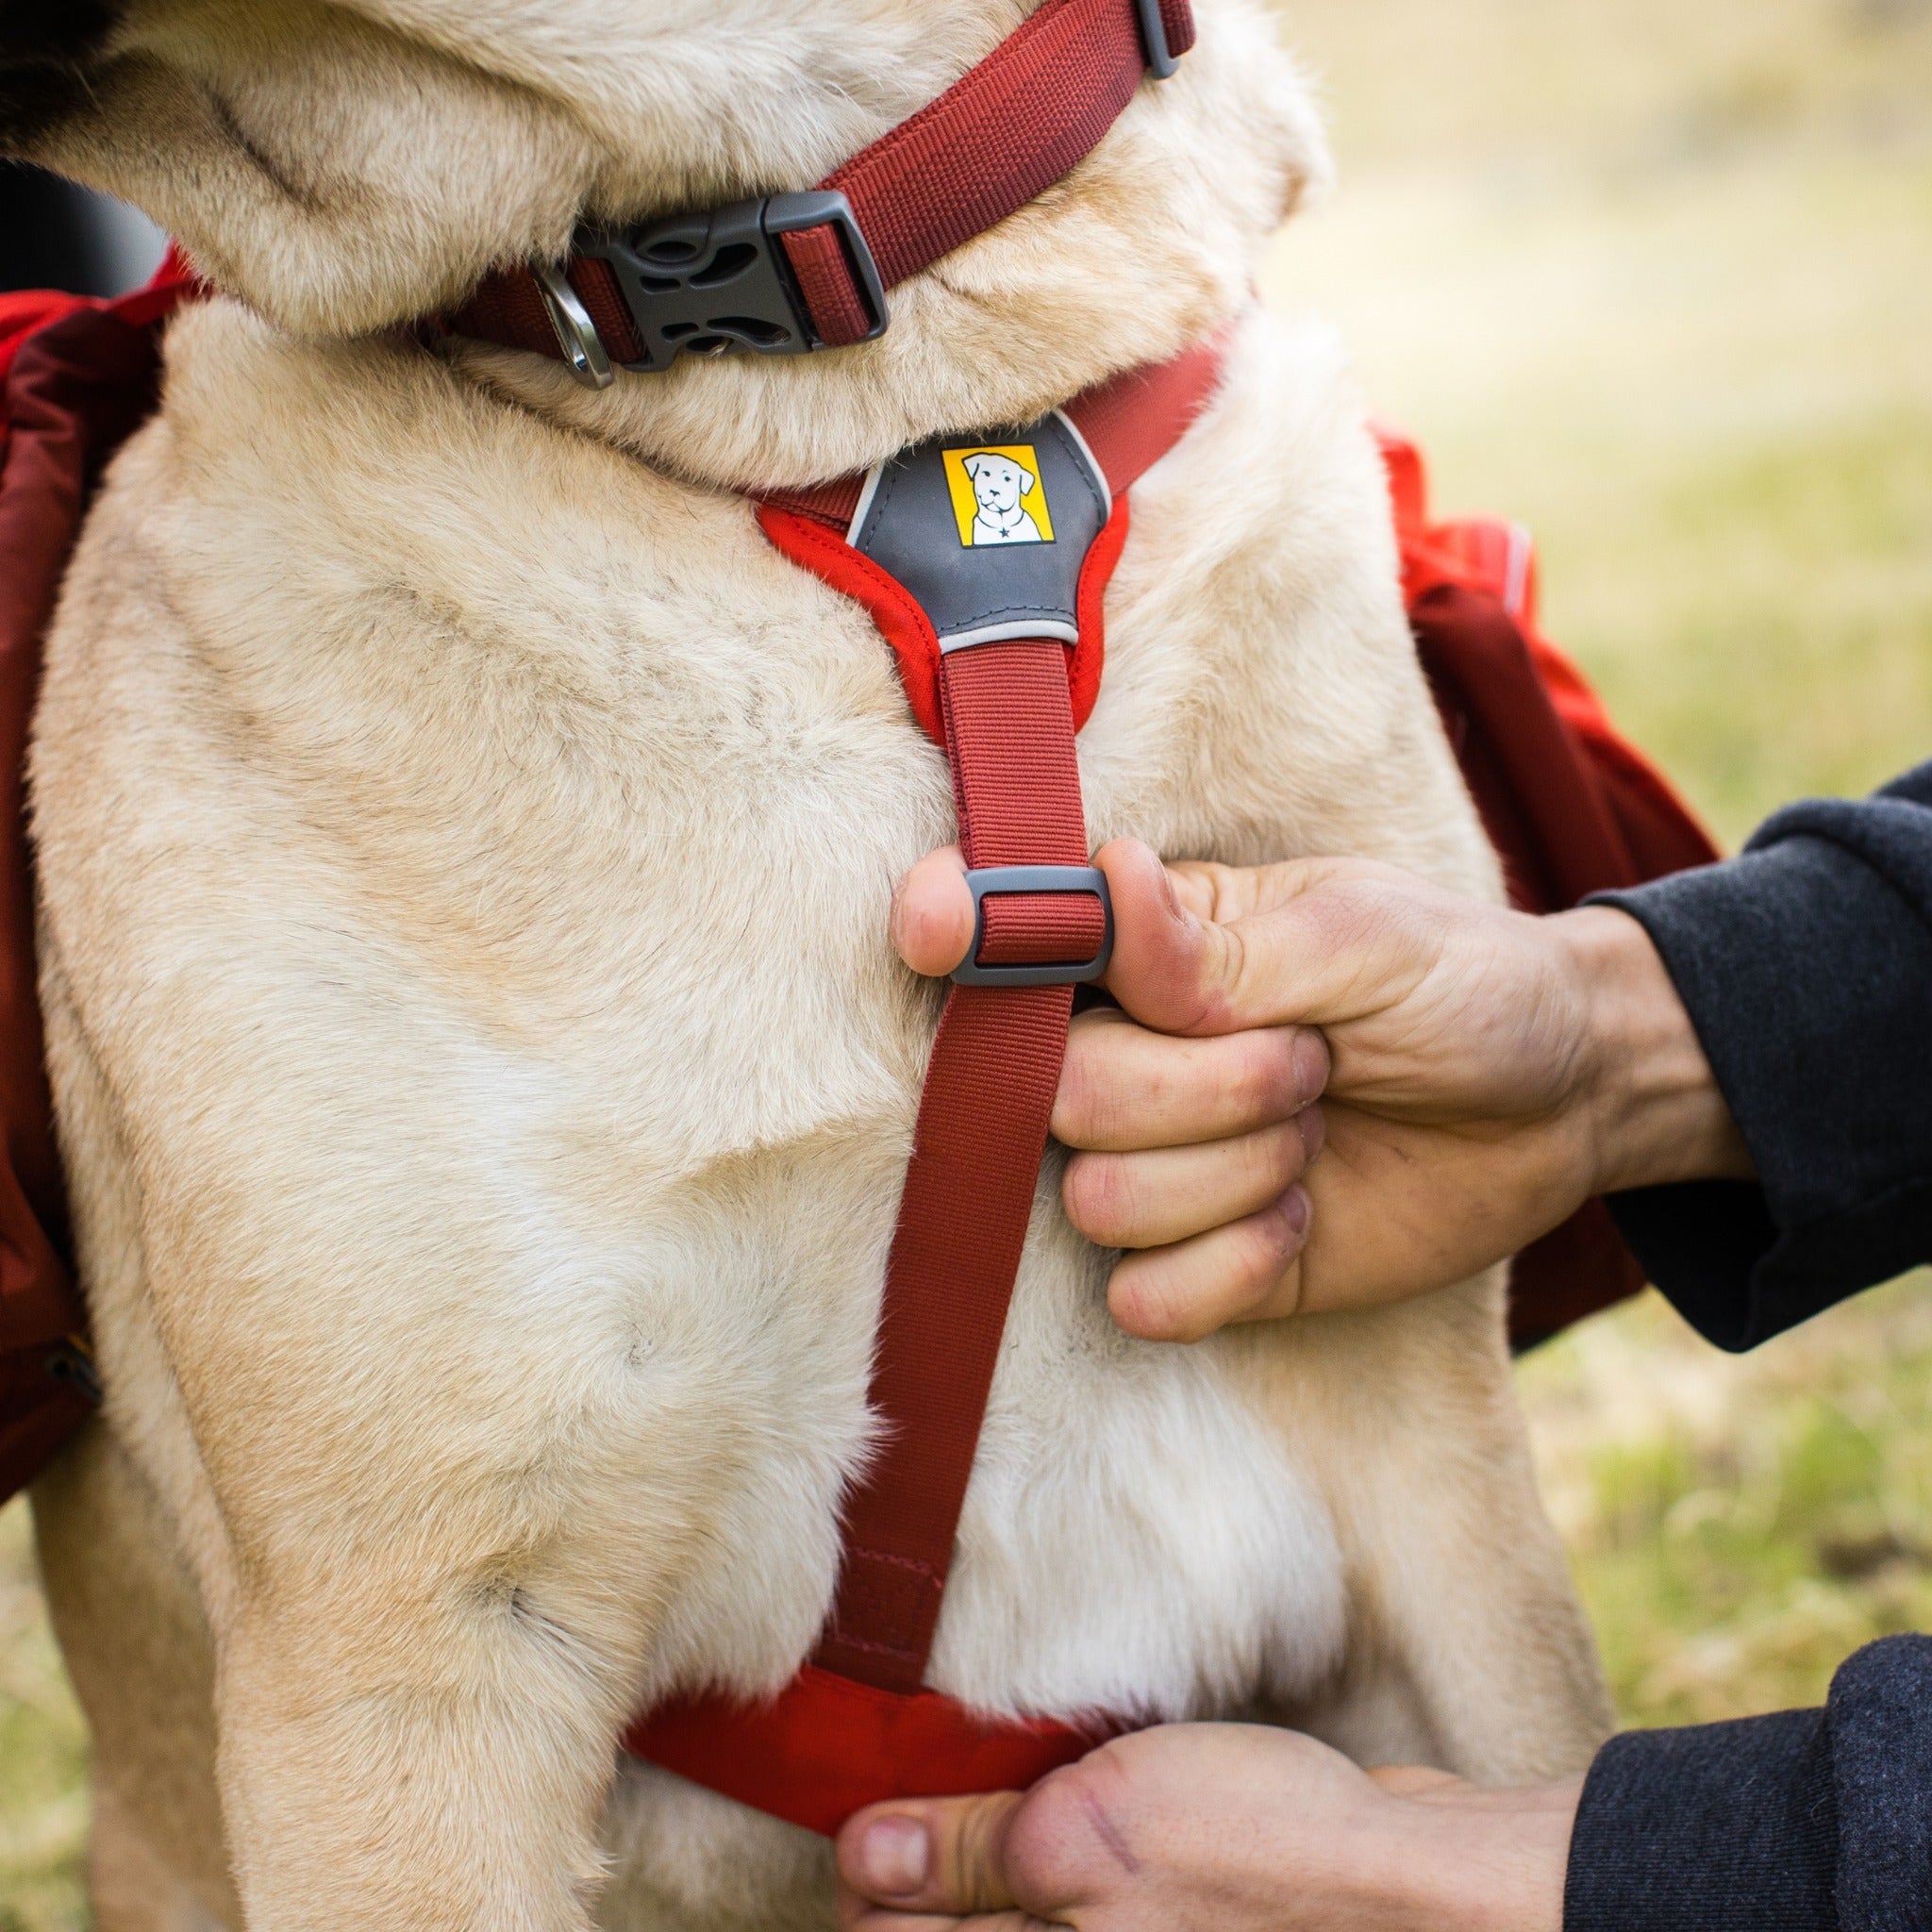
(942, 1796, 1024, 1914)
(1235, 1196, 1305, 1284)
(1063, 1151, 1140, 1244)
(1109, 1255, 1193, 1341)
(1057, 1036, 1123, 1146)
(1227, 1028, 1300, 1124)
(1002, 1767, 1108, 1910)
(1234, 1119, 1303, 1196)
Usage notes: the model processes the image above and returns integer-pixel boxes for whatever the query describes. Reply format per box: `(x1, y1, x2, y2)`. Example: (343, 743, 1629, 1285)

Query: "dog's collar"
(440, 0, 1195, 386)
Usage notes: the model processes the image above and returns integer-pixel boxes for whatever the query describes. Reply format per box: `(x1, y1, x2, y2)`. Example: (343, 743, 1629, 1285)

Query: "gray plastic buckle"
(951, 866, 1115, 988)
(572, 190, 888, 376)
(1134, 0, 1180, 78)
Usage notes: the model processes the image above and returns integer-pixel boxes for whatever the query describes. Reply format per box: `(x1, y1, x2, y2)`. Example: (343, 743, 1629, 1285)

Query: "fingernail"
(1297, 1104, 1326, 1159)
(857, 1816, 929, 1897)
(1291, 1030, 1328, 1105)
(1281, 1183, 1310, 1240)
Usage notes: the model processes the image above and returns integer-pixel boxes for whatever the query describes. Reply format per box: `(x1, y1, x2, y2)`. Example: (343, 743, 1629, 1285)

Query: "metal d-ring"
(531, 261, 616, 390)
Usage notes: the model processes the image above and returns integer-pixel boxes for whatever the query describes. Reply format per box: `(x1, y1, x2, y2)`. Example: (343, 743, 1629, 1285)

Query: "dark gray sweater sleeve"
(1564, 764, 1932, 1929)
(1593, 759, 1932, 1351)
(1564, 1636, 1932, 1931)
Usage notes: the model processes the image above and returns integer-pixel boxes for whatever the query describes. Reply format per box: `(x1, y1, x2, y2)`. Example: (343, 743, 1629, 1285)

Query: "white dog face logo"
(961, 451, 1046, 545)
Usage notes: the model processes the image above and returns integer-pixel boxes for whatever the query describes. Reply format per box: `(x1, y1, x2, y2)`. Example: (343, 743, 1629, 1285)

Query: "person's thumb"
(885, 838, 1219, 998)
(887, 837, 1413, 1041)
(890, 845, 974, 977)
(837, 1792, 1027, 1919)
(1102, 841, 1448, 1040)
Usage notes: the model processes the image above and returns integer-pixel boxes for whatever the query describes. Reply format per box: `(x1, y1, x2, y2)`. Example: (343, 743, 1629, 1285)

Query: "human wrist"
(1381, 1775, 1581, 1932)
(1556, 907, 1753, 1195)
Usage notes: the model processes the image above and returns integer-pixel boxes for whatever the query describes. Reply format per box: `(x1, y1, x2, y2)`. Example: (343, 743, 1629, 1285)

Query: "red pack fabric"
(0, 256, 199, 1503)
(1381, 429, 1722, 1342)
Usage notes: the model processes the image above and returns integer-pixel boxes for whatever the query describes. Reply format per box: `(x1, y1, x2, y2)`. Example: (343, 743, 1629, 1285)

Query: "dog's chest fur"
(33, 291, 1499, 1918)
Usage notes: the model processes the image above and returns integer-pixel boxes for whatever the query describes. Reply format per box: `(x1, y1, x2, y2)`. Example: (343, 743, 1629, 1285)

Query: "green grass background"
(4, 0, 1929, 1921)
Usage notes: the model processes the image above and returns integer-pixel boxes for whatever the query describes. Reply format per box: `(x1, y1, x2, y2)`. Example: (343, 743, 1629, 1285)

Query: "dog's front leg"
(210, 1561, 637, 1930)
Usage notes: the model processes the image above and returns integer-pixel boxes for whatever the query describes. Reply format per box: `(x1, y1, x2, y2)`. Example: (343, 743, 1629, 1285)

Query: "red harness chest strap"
(446, 0, 1195, 376)
(622, 636, 1108, 1840)
(622, 335, 1229, 1835)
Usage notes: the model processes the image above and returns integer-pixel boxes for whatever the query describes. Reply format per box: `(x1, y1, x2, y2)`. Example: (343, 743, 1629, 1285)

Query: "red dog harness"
(625, 337, 1232, 1835)
(440, 0, 1241, 1830)
(0, 0, 1719, 1845)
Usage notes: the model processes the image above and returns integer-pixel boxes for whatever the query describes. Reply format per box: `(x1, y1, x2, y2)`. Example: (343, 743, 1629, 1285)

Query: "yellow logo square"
(941, 443, 1056, 548)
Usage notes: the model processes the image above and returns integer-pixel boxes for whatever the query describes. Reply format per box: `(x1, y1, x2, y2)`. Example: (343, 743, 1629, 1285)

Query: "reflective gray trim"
(1051, 407, 1111, 504)
(846, 462, 887, 547)
(939, 620, 1080, 653)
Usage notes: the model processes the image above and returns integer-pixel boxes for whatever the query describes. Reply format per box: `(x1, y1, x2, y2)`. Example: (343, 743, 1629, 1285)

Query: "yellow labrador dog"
(8, 0, 1609, 1925)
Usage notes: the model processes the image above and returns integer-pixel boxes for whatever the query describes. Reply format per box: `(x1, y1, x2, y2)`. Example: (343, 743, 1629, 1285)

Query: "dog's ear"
(1017, 466, 1036, 496)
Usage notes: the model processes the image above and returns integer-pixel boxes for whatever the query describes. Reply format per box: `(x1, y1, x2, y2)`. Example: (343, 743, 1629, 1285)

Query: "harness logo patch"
(942, 443, 1056, 547)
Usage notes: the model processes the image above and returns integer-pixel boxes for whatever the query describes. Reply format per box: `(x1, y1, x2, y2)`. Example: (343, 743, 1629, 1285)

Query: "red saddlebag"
(1380, 430, 1722, 1345)
(0, 263, 197, 1503)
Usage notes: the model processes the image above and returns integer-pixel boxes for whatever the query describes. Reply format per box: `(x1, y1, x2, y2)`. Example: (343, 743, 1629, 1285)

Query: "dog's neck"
(426, 9, 1317, 494)
(16, 1, 1324, 499)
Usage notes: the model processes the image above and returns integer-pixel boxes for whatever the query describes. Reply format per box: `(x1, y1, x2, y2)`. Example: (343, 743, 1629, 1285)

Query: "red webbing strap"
(780, 0, 1190, 346)
(815, 639, 1104, 1690)
(448, 0, 1195, 364)
(624, 1664, 1106, 1838)
(622, 639, 1115, 1832)
(1063, 323, 1232, 496)
(626, 335, 1224, 1824)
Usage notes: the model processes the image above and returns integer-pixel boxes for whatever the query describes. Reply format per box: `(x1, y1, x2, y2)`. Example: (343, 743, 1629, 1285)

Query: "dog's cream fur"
(10, 0, 1611, 1924)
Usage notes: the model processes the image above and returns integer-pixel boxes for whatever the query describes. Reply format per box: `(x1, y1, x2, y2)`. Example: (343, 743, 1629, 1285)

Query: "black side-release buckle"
(571, 190, 888, 375)
(951, 866, 1115, 989)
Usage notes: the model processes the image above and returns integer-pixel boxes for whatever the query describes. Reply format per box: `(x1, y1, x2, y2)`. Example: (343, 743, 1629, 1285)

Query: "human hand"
(834, 1721, 1581, 1931)
(891, 841, 1751, 1339)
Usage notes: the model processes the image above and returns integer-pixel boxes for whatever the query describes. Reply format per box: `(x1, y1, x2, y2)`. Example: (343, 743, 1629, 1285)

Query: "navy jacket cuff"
(1564, 1637, 1932, 1931)
(1565, 1708, 1839, 1930)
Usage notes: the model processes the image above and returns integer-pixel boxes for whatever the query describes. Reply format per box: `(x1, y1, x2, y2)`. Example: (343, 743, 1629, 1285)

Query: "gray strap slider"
(951, 865, 1115, 988)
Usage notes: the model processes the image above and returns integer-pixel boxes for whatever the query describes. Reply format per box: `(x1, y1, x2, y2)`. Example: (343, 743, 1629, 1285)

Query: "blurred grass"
(1521, 1277, 1932, 1727)
(3, 2, 1929, 1919)
(0, 1502, 86, 1932)
(1265, 0, 1932, 842)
